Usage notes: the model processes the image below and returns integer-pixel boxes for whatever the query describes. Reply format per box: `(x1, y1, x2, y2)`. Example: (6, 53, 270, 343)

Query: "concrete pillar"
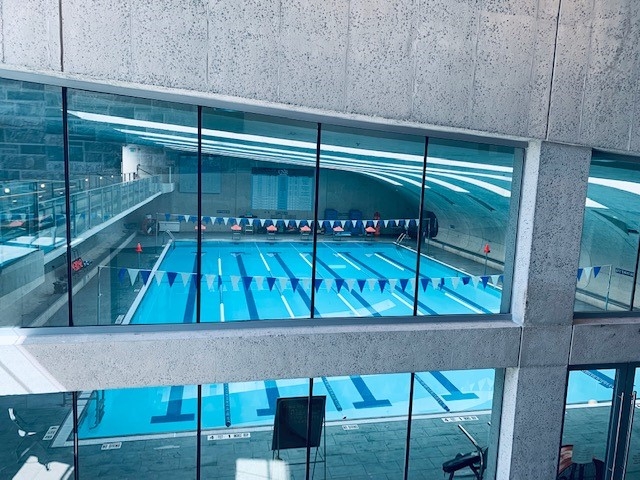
(492, 142, 591, 479)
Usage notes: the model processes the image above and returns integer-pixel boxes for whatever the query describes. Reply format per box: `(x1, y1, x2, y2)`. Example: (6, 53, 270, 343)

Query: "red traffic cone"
(483, 243, 491, 254)
(135, 242, 143, 253)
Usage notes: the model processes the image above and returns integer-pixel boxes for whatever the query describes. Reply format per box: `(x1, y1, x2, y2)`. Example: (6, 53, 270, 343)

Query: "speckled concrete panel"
(8, 321, 521, 393)
(411, 0, 477, 127)
(344, 0, 416, 119)
(2, 0, 60, 71)
(497, 366, 567, 479)
(207, 0, 279, 101)
(278, 0, 348, 111)
(130, 0, 207, 90)
(512, 142, 590, 326)
(468, 12, 537, 137)
(578, 8, 639, 151)
(571, 320, 640, 365)
(62, 0, 132, 80)
(546, 20, 592, 143)
(519, 325, 571, 367)
(631, 83, 640, 153)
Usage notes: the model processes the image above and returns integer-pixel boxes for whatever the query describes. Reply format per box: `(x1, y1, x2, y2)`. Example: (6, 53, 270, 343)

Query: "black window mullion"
(412, 136, 430, 316)
(310, 124, 322, 318)
(62, 87, 75, 326)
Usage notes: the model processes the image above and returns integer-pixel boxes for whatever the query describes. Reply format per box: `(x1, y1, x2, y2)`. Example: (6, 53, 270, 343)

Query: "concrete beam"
(570, 318, 640, 365)
(0, 319, 521, 395)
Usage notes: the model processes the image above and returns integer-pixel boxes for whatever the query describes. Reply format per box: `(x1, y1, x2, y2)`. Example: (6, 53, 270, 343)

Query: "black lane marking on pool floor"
(339, 252, 438, 315)
(582, 370, 615, 389)
(414, 374, 450, 412)
(372, 252, 492, 314)
(257, 380, 279, 416)
(235, 254, 259, 320)
(314, 256, 381, 317)
(182, 256, 198, 323)
(272, 253, 320, 317)
(429, 371, 478, 400)
(350, 376, 391, 409)
(150, 386, 195, 423)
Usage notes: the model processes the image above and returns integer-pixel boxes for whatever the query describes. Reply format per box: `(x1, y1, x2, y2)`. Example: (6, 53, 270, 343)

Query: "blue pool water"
(129, 240, 502, 324)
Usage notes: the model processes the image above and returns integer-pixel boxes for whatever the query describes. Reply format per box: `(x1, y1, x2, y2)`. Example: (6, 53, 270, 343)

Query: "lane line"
(392, 292, 424, 315)
(444, 292, 483, 314)
(337, 293, 360, 315)
(259, 252, 271, 272)
(281, 295, 295, 318)
(299, 252, 313, 268)
(374, 253, 405, 271)
(335, 253, 361, 270)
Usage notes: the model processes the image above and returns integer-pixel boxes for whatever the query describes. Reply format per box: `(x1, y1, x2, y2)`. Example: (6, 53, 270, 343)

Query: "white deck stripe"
(219, 303, 225, 322)
(444, 292, 483, 314)
(392, 292, 424, 315)
(374, 253, 405, 271)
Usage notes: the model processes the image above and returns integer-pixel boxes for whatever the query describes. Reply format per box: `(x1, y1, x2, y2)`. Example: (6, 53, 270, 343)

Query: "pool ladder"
(395, 232, 407, 245)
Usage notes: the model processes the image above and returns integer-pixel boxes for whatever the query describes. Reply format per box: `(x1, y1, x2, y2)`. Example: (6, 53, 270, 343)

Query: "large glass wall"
(0, 74, 524, 327)
(575, 152, 640, 313)
(199, 109, 318, 321)
(418, 139, 515, 315)
(66, 90, 198, 326)
(0, 368, 502, 479)
(0, 78, 67, 328)
(317, 126, 424, 319)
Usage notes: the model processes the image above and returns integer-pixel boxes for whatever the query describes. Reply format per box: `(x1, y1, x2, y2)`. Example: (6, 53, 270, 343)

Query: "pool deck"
(0, 391, 614, 479)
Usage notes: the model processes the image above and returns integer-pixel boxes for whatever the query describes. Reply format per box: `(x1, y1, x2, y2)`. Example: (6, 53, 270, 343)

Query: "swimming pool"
(125, 240, 503, 324)
(68, 241, 615, 442)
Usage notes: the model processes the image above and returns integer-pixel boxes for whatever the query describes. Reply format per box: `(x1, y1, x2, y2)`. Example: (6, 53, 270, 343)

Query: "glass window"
(199, 109, 318, 322)
(0, 78, 66, 327)
(0, 392, 75, 477)
(313, 373, 411, 479)
(66, 90, 198, 325)
(408, 369, 495, 479)
(200, 378, 311, 478)
(75, 385, 198, 478)
(576, 152, 640, 312)
(418, 139, 517, 315)
(318, 125, 425, 319)
(560, 369, 615, 476)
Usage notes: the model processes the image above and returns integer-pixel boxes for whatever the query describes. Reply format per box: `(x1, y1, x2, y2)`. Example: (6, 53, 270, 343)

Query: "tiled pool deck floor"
(0, 393, 616, 479)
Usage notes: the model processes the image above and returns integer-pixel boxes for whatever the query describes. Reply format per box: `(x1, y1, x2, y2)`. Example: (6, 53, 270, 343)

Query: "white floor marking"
(259, 252, 271, 272)
(220, 303, 225, 322)
(374, 253, 404, 271)
(281, 295, 295, 318)
(299, 252, 313, 267)
(335, 253, 361, 270)
(392, 292, 424, 315)
(444, 292, 483, 314)
(337, 293, 360, 315)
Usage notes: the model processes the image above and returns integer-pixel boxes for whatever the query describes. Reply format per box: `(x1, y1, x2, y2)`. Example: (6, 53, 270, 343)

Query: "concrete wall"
(1, 0, 639, 155)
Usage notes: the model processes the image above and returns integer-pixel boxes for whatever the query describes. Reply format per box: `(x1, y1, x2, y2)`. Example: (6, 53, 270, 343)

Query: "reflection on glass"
(0, 392, 74, 477)
(200, 378, 310, 478)
(560, 369, 615, 476)
(408, 369, 494, 478)
(199, 110, 318, 322)
(0, 79, 67, 327)
(625, 368, 640, 478)
(576, 153, 640, 312)
(66, 90, 197, 325)
(312, 373, 411, 479)
(419, 139, 516, 315)
(76, 385, 197, 479)
(318, 125, 424, 319)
